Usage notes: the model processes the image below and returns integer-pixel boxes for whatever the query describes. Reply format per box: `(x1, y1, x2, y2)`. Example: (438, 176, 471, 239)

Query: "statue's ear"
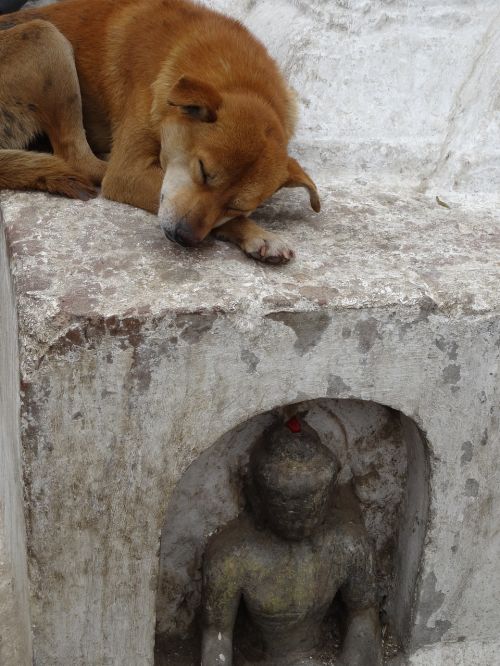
(167, 76, 222, 123)
(282, 157, 321, 212)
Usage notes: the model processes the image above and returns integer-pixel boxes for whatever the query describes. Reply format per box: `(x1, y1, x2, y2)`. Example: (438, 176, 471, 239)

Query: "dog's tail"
(0, 150, 97, 200)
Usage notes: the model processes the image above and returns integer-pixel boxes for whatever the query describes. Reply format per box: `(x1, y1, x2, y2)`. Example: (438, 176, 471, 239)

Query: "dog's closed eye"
(227, 207, 251, 215)
(199, 159, 211, 185)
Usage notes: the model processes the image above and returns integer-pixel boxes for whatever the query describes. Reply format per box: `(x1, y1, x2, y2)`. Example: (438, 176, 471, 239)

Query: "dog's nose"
(173, 222, 200, 247)
(162, 226, 176, 243)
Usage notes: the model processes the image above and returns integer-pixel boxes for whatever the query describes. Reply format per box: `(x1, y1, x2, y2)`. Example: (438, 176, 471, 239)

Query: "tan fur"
(0, 0, 319, 262)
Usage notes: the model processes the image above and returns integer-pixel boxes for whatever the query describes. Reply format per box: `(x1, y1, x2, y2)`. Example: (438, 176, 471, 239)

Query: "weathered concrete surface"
(408, 640, 500, 666)
(0, 208, 31, 666)
(389, 415, 430, 647)
(0, 184, 499, 664)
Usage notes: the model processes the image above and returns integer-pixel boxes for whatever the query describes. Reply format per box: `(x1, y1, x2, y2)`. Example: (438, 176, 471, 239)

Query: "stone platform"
(1, 184, 499, 665)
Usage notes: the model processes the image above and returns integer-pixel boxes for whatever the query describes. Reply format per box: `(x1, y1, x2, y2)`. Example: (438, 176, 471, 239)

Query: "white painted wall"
(1, 184, 498, 665)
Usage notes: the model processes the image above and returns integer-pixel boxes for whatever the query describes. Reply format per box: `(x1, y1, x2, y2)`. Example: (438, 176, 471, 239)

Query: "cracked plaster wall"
(13, 295, 499, 666)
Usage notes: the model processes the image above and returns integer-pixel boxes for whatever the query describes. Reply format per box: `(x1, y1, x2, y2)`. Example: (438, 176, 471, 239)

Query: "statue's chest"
(243, 542, 344, 619)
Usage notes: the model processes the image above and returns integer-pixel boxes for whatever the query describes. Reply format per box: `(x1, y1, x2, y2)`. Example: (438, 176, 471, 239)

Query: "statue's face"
(255, 467, 333, 541)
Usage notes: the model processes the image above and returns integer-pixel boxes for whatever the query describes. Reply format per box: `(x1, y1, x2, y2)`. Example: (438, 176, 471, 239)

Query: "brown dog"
(0, 0, 320, 262)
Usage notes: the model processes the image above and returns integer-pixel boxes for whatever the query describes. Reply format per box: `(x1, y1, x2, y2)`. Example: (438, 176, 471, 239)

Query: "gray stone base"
(1, 182, 499, 664)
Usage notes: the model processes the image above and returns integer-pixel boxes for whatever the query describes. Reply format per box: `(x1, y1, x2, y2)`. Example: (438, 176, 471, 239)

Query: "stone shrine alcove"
(154, 399, 429, 665)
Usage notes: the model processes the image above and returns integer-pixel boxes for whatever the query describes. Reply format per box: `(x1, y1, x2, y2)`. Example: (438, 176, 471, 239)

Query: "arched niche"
(154, 398, 429, 665)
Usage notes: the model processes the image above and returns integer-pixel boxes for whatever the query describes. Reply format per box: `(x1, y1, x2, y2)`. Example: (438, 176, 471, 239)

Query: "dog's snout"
(162, 225, 176, 243)
(161, 216, 203, 247)
(173, 221, 200, 247)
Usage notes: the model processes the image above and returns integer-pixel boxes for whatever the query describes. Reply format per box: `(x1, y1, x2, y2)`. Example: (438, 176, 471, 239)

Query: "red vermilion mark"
(286, 417, 302, 433)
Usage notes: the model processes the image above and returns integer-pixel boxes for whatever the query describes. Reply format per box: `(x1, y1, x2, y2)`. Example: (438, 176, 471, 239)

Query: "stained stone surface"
(0, 184, 499, 666)
(3, 186, 499, 377)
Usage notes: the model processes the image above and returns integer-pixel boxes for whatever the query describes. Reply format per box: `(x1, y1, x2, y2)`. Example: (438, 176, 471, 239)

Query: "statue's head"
(247, 419, 339, 541)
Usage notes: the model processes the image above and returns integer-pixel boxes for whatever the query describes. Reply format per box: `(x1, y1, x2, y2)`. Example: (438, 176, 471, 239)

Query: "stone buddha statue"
(201, 418, 383, 666)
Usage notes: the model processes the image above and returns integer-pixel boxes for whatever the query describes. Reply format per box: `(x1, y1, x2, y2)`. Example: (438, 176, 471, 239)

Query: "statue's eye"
(199, 159, 210, 185)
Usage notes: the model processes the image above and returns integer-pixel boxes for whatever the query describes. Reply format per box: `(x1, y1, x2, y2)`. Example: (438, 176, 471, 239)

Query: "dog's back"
(2, 0, 296, 140)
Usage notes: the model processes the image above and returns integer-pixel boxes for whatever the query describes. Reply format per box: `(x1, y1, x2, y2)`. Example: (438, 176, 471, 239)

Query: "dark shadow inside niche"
(154, 398, 430, 665)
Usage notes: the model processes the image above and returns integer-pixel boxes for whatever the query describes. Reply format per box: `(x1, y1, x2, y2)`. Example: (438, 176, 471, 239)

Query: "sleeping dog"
(0, 0, 320, 262)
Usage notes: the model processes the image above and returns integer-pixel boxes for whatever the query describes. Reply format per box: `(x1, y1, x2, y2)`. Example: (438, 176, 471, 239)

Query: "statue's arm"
(201, 541, 241, 666)
(339, 539, 383, 666)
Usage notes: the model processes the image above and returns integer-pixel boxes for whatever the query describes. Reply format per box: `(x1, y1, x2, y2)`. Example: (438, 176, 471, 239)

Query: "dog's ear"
(167, 76, 222, 123)
(282, 157, 321, 212)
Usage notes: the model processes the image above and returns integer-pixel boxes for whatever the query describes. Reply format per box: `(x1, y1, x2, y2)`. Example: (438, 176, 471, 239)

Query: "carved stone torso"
(206, 512, 374, 662)
(202, 421, 381, 666)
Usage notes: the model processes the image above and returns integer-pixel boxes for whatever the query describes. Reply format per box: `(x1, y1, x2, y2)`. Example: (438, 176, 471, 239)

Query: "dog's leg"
(32, 24, 106, 185)
(0, 19, 105, 196)
(213, 217, 295, 264)
(102, 120, 164, 213)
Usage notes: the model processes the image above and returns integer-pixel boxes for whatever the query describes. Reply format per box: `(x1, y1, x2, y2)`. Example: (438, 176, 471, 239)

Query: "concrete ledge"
(3, 186, 499, 366)
(1, 186, 499, 665)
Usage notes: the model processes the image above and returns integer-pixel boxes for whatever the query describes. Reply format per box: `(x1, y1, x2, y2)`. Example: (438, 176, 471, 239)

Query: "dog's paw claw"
(244, 235, 295, 264)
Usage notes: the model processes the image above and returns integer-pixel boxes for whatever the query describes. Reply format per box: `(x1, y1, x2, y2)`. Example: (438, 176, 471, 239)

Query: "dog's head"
(153, 76, 320, 247)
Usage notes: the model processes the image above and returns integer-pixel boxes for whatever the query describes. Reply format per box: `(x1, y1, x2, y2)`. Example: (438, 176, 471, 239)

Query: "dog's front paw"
(242, 232, 295, 264)
(44, 172, 99, 201)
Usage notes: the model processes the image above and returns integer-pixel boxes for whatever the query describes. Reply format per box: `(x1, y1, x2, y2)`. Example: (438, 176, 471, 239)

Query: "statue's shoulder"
(204, 513, 256, 564)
